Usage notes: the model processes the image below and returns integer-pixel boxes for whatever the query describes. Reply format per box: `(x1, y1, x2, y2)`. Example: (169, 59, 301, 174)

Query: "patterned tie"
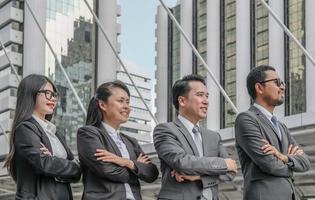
(271, 116, 282, 140)
(192, 125, 212, 200)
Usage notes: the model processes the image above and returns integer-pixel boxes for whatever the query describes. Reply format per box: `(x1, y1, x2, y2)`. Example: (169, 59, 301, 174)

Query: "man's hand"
(287, 144, 304, 156)
(171, 170, 200, 182)
(95, 149, 135, 170)
(261, 139, 288, 163)
(224, 158, 238, 173)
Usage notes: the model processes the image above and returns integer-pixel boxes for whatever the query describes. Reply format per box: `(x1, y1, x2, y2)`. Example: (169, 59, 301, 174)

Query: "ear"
(178, 96, 186, 108)
(255, 82, 263, 95)
(98, 100, 107, 112)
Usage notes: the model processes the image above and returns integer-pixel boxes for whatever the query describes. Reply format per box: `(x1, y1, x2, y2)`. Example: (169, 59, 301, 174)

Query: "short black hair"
(172, 74, 206, 110)
(246, 65, 276, 100)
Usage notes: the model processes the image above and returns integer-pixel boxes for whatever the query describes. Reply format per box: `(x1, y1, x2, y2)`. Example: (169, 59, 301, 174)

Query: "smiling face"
(100, 87, 131, 129)
(33, 82, 57, 119)
(178, 81, 209, 124)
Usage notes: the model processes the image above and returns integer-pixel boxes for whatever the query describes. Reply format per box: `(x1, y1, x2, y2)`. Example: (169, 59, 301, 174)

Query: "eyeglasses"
(37, 90, 58, 100)
(259, 78, 285, 87)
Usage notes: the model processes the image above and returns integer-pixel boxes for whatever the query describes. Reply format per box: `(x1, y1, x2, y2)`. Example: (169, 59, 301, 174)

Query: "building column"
(155, 6, 168, 123)
(97, 0, 119, 85)
(23, 0, 46, 76)
(180, 0, 193, 77)
(206, 0, 220, 130)
(236, 0, 251, 112)
(268, 0, 285, 118)
(305, 0, 315, 112)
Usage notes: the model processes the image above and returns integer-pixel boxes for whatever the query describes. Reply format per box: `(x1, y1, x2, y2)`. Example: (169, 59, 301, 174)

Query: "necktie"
(271, 116, 282, 140)
(192, 125, 203, 157)
(192, 125, 212, 200)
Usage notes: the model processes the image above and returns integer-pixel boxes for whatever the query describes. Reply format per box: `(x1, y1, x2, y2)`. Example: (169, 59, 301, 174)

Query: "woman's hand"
(95, 149, 135, 170)
(40, 142, 52, 156)
(137, 153, 151, 164)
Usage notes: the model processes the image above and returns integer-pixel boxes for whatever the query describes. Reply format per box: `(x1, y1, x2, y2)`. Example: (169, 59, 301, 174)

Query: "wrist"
(281, 154, 289, 163)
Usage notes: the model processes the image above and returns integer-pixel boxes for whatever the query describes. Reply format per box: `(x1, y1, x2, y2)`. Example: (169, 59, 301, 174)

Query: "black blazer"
(13, 117, 81, 200)
(77, 124, 159, 200)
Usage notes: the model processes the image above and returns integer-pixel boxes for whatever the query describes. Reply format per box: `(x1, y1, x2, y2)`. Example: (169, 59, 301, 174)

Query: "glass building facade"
(167, 5, 181, 122)
(220, 0, 237, 128)
(285, 0, 306, 115)
(45, 0, 96, 152)
(251, 0, 269, 67)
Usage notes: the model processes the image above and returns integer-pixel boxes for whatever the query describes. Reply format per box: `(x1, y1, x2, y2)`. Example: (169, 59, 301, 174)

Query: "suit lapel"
(28, 117, 53, 153)
(249, 106, 281, 148)
(97, 124, 122, 157)
(120, 134, 137, 160)
(174, 118, 200, 156)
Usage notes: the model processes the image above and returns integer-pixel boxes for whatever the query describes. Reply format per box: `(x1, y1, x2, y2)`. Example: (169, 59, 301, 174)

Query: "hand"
(40, 142, 52, 156)
(171, 170, 200, 182)
(137, 153, 151, 164)
(95, 149, 135, 170)
(261, 139, 288, 163)
(224, 158, 237, 173)
(287, 144, 304, 156)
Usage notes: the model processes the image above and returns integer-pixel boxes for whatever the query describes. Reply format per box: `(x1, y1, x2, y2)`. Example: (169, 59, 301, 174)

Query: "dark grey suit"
(153, 118, 235, 200)
(235, 106, 311, 200)
(77, 125, 159, 200)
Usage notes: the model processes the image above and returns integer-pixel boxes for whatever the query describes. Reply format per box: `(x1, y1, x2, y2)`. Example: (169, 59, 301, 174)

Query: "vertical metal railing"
(83, 0, 159, 124)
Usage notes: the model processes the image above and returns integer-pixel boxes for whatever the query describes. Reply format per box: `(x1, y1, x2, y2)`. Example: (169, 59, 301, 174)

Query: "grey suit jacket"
(153, 118, 235, 200)
(77, 125, 159, 200)
(235, 106, 311, 200)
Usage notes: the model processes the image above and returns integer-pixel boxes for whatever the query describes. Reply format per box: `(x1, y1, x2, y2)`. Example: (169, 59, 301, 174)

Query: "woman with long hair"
(77, 80, 159, 200)
(4, 74, 81, 200)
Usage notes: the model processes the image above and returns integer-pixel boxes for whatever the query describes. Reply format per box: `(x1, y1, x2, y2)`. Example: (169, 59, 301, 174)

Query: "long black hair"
(86, 80, 130, 126)
(4, 74, 57, 181)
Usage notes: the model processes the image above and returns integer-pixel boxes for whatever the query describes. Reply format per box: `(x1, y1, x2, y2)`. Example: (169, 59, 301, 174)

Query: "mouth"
(200, 107, 208, 113)
(120, 111, 129, 117)
(46, 103, 55, 109)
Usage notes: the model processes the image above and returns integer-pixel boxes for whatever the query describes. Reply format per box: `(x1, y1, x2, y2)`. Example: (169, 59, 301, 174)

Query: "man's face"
(258, 70, 285, 106)
(179, 81, 209, 122)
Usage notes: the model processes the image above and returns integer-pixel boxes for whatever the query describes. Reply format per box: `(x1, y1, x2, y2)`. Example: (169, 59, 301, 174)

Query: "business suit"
(235, 106, 311, 200)
(77, 124, 159, 200)
(13, 117, 81, 200)
(153, 118, 235, 200)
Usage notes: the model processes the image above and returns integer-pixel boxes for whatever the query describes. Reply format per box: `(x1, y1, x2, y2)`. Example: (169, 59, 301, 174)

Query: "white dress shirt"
(102, 122, 135, 200)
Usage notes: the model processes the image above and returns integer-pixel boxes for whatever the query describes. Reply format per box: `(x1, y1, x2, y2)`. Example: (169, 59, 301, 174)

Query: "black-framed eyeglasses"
(259, 78, 285, 87)
(37, 90, 58, 100)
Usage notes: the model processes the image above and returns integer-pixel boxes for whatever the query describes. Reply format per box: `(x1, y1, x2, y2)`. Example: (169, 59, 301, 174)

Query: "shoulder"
(204, 128, 221, 141)
(153, 122, 176, 132)
(235, 110, 257, 123)
(78, 125, 102, 136)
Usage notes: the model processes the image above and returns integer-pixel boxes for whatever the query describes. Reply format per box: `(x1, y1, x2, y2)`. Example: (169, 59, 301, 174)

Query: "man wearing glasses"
(235, 65, 311, 200)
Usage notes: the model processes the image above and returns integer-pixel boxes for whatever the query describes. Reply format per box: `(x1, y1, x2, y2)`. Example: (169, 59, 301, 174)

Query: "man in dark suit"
(154, 74, 237, 200)
(235, 65, 311, 200)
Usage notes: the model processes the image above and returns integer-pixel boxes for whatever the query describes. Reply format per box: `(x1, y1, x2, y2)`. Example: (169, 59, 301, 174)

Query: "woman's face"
(101, 87, 131, 128)
(34, 82, 57, 119)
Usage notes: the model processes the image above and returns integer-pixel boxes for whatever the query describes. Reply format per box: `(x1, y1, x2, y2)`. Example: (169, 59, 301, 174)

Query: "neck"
(32, 111, 46, 120)
(103, 119, 119, 130)
(179, 111, 199, 125)
(255, 99, 275, 114)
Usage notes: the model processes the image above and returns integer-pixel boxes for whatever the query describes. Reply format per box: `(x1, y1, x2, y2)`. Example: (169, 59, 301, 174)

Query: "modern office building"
(0, 0, 153, 198)
(117, 70, 153, 144)
(155, 0, 315, 199)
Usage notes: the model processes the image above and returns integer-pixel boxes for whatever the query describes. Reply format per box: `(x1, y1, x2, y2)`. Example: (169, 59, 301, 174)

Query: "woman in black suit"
(77, 80, 159, 200)
(4, 74, 81, 200)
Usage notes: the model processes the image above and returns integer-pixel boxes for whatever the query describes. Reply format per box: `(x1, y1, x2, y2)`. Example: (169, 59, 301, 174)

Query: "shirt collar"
(253, 103, 273, 121)
(102, 122, 118, 136)
(178, 114, 200, 133)
(32, 114, 56, 134)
